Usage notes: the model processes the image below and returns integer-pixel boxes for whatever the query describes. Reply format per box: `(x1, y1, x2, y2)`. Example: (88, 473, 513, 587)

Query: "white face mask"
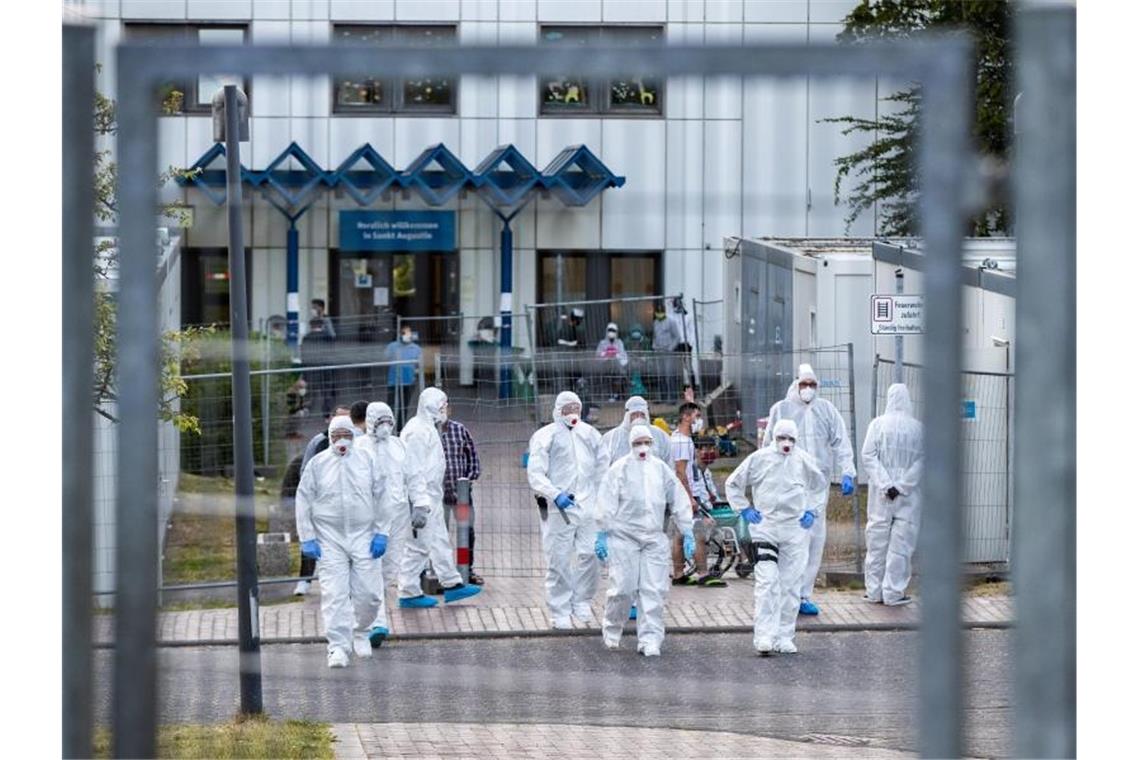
(799, 386, 816, 404)
(401, 333, 413, 344)
(331, 436, 353, 456)
(562, 413, 580, 429)
(607, 331, 617, 340)
(629, 412, 647, 426)
(478, 329, 495, 342)
(691, 417, 705, 434)
(632, 442, 652, 460)
(776, 436, 795, 455)
(297, 386, 307, 397)
(371, 420, 394, 441)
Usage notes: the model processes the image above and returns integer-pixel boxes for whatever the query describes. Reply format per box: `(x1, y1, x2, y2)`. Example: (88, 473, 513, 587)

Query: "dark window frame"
(122, 22, 252, 115)
(331, 23, 459, 116)
(181, 247, 253, 329)
(538, 25, 665, 118)
(536, 250, 664, 304)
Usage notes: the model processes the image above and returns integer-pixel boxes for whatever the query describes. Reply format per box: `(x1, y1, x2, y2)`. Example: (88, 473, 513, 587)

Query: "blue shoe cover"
(369, 626, 389, 647)
(399, 595, 438, 609)
(629, 606, 638, 621)
(443, 584, 482, 603)
(799, 599, 820, 616)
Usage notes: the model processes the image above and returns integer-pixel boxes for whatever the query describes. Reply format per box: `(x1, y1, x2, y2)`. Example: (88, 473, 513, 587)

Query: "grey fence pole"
(894, 269, 904, 384)
(1013, 7, 1076, 757)
(62, 25, 95, 760)
(455, 478, 472, 584)
(262, 330, 270, 465)
(915, 45, 973, 759)
(113, 48, 162, 760)
(846, 342, 862, 573)
(221, 84, 263, 715)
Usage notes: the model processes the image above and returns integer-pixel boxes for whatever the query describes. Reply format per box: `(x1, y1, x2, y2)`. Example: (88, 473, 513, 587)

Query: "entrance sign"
(339, 210, 455, 251)
(870, 294, 925, 335)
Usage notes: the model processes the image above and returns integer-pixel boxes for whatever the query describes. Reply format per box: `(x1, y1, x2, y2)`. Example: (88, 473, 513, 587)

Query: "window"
(332, 25, 457, 114)
(539, 26, 664, 116)
(123, 24, 249, 114)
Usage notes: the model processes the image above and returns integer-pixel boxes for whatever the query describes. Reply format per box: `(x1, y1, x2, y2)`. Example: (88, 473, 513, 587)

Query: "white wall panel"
(393, 118, 462, 166)
(329, 117, 395, 159)
(604, 0, 667, 23)
(665, 23, 703, 120)
(538, 0, 601, 22)
(331, 0, 395, 20)
(290, 117, 330, 167)
(703, 22, 742, 119)
(499, 0, 537, 22)
(122, 0, 186, 19)
(703, 120, 742, 249)
(601, 120, 666, 250)
(741, 23, 808, 237)
(396, 0, 460, 21)
(188, 0, 251, 19)
(705, 0, 743, 23)
(185, 116, 215, 167)
(253, 0, 289, 18)
(460, 22, 499, 118)
(158, 117, 187, 203)
(535, 197, 601, 250)
(664, 120, 702, 250)
(744, 0, 807, 23)
(291, 0, 329, 20)
(251, 116, 290, 168)
(810, 0, 859, 24)
(498, 23, 536, 119)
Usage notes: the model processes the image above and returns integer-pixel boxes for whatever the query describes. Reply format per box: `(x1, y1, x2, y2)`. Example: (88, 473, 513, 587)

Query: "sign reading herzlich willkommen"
(339, 210, 456, 252)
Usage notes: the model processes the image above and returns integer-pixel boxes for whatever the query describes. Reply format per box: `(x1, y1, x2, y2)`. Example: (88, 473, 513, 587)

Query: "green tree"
(93, 71, 204, 431)
(827, 0, 1013, 236)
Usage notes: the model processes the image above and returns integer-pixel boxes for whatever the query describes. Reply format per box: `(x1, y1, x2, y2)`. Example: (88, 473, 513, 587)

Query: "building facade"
(78, 0, 882, 349)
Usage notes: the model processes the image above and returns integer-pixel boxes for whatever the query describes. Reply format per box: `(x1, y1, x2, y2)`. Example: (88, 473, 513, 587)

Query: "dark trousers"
(388, 384, 417, 430)
(300, 554, 316, 579)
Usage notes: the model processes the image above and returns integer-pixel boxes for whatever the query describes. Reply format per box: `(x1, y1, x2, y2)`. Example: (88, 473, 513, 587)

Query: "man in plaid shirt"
(441, 416, 484, 585)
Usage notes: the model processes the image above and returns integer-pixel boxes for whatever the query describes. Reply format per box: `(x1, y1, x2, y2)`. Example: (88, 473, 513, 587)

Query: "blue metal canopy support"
(178, 141, 624, 372)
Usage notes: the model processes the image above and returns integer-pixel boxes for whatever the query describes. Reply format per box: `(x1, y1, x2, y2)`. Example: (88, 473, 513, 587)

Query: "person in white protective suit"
(295, 415, 391, 667)
(594, 425, 694, 656)
(361, 400, 432, 644)
(861, 383, 923, 606)
(526, 390, 609, 628)
(726, 419, 827, 655)
(395, 387, 482, 608)
(600, 395, 673, 466)
(762, 363, 856, 616)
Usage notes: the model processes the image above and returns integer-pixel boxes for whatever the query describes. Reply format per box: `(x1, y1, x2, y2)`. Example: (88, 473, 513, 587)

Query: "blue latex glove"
(841, 475, 855, 496)
(682, 533, 696, 561)
(301, 539, 321, 559)
(521, 451, 529, 469)
(594, 531, 609, 561)
(370, 533, 388, 559)
(800, 511, 816, 530)
(741, 507, 762, 525)
(554, 491, 575, 511)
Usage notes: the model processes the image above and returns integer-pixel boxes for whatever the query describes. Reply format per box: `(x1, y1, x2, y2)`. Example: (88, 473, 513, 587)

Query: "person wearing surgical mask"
(594, 322, 630, 403)
(594, 425, 694, 656)
(527, 391, 609, 628)
(295, 415, 390, 668)
(725, 419, 828, 655)
(309, 298, 336, 338)
(383, 325, 422, 430)
(601, 395, 673, 466)
(395, 388, 482, 609)
(762, 364, 856, 616)
(362, 401, 432, 646)
(861, 383, 923, 606)
(670, 402, 716, 586)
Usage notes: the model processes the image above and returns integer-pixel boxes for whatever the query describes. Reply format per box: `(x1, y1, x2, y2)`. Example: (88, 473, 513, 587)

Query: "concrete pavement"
(95, 580, 1012, 645)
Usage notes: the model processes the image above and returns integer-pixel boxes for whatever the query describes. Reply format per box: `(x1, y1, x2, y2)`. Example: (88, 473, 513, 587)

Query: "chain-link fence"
(872, 356, 1013, 566)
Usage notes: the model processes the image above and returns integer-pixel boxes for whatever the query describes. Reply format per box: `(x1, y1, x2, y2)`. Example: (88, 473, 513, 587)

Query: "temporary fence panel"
(872, 357, 1013, 565)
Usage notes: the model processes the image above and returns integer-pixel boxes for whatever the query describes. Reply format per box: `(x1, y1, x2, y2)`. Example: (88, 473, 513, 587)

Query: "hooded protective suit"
(762, 364, 856, 600)
(396, 387, 464, 598)
(295, 415, 389, 657)
(861, 384, 923, 604)
(726, 419, 827, 651)
(364, 401, 431, 627)
(596, 425, 693, 652)
(526, 391, 609, 625)
(600, 396, 673, 465)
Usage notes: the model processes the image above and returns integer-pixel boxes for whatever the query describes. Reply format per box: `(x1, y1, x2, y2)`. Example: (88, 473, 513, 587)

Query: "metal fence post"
(62, 25, 95, 760)
(262, 330, 270, 465)
(1013, 7, 1076, 757)
(455, 478, 472, 584)
(220, 85, 263, 715)
(846, 342, 862, 573)
(916, 43, 973, 759)
(113, 48, 161, 759)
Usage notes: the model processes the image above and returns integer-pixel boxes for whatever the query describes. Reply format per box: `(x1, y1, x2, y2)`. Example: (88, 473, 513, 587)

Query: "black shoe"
(467, 572, 485, 586)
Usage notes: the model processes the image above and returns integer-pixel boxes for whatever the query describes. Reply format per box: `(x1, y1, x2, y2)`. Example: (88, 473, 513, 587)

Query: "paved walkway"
(331, 722, 915, 759)
(93, 575, 1011, 645)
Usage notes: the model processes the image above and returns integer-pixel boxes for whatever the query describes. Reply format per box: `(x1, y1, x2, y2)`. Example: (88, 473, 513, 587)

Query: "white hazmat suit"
(596, 425, 693, 653)
(526, 391, 609, 626)
(364, 401, 431, 629)
(396, 387, 465, 600)
(861, 384, 924, 605)
(295, 415, 389, 660)
(762, 364, 856, 600)
(726, 419, 827, 653)
(600, 396, 673, 465)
